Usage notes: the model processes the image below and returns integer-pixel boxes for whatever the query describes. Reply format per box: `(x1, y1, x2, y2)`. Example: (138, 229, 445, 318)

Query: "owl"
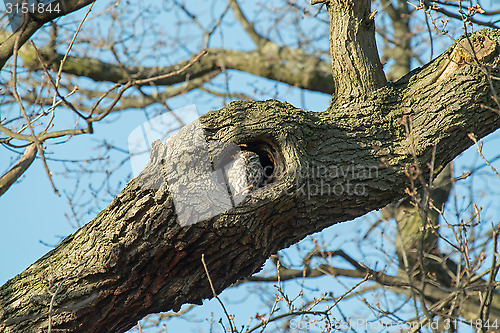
(226, 150, 264, 198)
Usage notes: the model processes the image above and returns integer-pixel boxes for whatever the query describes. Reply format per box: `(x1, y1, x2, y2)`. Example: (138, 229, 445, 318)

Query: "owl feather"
(226, 150, 264, 197)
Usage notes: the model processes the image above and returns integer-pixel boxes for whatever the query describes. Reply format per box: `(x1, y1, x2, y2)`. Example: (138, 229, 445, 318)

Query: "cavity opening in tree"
(241, 139, 284, 184)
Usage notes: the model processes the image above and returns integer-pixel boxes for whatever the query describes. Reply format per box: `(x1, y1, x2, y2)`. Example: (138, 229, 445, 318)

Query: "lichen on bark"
(1, 1, 500, 332)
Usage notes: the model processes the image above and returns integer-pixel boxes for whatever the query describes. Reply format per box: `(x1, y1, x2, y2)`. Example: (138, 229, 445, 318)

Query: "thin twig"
(201, 254, 236, 333)
(11, 16, 59, 195)
(53, 1, 96, 106)
(468, 133, 500, 181)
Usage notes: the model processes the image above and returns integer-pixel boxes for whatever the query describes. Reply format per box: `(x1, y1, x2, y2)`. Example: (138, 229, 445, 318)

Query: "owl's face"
(226, 150, 264, 197)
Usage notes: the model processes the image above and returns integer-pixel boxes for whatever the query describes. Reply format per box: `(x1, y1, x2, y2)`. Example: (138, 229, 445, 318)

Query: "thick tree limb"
(1, 1, 500, 332)
(327, 0, 387, 100)
(0, 0, 96, 70)
(23, 46, 334, 94)
(1, 29, 500, 331)
(14, 0, 334, 96)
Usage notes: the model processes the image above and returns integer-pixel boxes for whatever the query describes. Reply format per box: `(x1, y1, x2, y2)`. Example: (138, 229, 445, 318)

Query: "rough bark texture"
(328, 0, 387, 100)
(1, 1, 500, 332)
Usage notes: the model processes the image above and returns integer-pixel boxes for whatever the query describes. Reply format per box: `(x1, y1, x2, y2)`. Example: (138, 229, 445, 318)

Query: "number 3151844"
(5, 2, 61, 14)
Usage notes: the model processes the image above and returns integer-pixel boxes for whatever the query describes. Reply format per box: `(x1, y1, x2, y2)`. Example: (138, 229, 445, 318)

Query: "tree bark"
(0, 0, 96, 70)
(327, 0, 387, 100)
(20, 45, 334, 95)
(1, 1, 500, 332)
(0, 144, 37, 197)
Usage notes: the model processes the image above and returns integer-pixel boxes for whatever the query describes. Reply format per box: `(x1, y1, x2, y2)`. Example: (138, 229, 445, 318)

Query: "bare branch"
(0, 0, 96, 69)
(228, 0, 270, 47)
(0, 144, 37, 197)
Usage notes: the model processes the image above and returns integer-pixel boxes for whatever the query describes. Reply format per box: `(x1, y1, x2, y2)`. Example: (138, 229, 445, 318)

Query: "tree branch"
(1, 28, 500, 330)
(0, 0, 96, 69)
(2, 0, 500, 329)
(426, 0, 500, 29)
(228, 0, 270, 47)
(0, 144, 37, 197)
(323, 0, 387, 100)
(23, 47, 334, 94)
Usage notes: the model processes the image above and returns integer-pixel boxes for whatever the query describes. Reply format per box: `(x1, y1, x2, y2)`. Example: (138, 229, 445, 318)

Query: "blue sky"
(2, 1, 500, 332)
